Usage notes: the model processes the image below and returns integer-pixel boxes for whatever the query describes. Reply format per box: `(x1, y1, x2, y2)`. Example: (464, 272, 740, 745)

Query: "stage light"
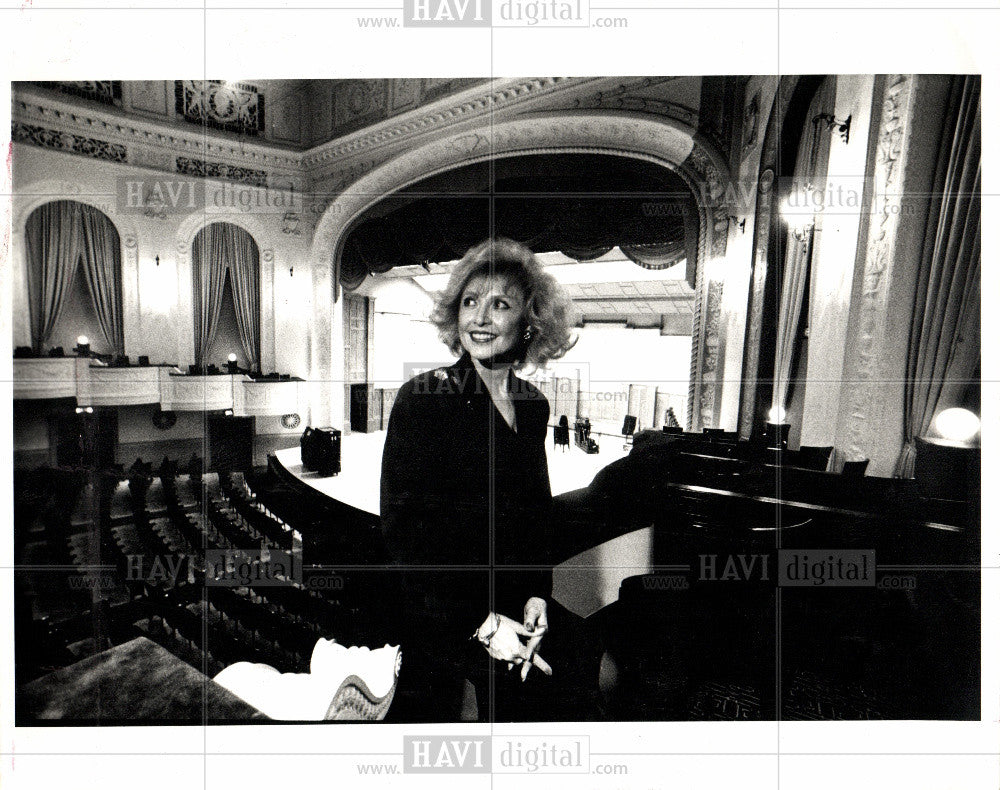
(74, 336, 91, 357)
(933, 408, 980, 444)
(226, 353, 239, 374)
(768, 406, 786, 423)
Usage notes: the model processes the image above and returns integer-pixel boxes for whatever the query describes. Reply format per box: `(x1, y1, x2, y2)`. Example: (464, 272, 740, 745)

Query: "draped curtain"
(226, 228, 262, 372)
(24, 200, 124, 355)
(78, 203, 125, 356)
(894, 76, 981, 478)
(24, 201, 83, 354)
(771, 79, 834, 418)
(192, 223, 261, 371)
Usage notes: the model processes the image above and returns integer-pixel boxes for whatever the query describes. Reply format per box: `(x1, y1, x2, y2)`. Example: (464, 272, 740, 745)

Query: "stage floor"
(276, 429, 643, 618)
(275, 427, 630, 516)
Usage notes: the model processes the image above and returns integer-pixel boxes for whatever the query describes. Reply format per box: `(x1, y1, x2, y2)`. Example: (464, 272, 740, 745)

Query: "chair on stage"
(554, 415, 571, 451)
(621, 415, 638, 449)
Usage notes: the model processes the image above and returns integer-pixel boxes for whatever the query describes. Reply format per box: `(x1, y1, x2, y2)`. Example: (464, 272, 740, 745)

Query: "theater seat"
(841, 459, 869, 477)
(798, 445, 834, 471)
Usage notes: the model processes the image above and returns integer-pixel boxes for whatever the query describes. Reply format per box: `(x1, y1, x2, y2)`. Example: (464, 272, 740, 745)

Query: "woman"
(380, 238, 576, 721)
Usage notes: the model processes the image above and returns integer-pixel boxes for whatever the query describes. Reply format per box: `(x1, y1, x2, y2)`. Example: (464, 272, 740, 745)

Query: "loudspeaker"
(300, 426, 341, 476)
(208, 415, 255, 472)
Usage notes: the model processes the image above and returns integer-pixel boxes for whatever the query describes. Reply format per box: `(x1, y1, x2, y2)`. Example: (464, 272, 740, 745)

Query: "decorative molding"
(743, 92, 760, 152)
(738, 167, 775, 438)
(687, 207, 709, 431)
(12, 358, 78, 400)
(12, 180, 140, 279)
(303, 77, 585, 167)
(570, 77, 697, 126)
(14, 89, 305, 185)
(13, 122, 127, 163)
(686, 143, 730, 259)
(174, 80, 264, 137)
(176, 155, 268, 187)
(281, 212, 301, 236)
(333, 80, 388, 130)
(842, 74, 914, 462)
(30, 80, 123, 107)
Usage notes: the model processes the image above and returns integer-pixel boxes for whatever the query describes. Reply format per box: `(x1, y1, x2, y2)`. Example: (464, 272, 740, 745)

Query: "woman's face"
(457, 274, 527, 362)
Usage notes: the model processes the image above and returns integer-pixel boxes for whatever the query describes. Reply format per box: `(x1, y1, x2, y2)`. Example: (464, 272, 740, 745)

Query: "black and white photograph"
(1, 10, 996, 787)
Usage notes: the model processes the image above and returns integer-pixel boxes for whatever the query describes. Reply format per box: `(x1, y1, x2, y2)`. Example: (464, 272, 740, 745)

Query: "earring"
(523, 326, 534, 342)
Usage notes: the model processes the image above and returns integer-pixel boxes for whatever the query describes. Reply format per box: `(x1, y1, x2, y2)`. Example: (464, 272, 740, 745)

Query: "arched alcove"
(13, 182, 139, 355)
(190, 222, 263, 372)
(176, 212, 275, 373)
(21, 199, 125, 356)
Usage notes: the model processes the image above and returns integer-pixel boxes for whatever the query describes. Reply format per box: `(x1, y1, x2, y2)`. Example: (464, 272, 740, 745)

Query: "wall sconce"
(289, 266, 294, 277)
(780, 192, 816, 242)
(155, 255, 160, 266)
(75, 406, 94, 414)
(226, 353, 239, 374)
(75, 335, 91, 357)
(727, 216, 746, 234)
(813, 113, 852, 144)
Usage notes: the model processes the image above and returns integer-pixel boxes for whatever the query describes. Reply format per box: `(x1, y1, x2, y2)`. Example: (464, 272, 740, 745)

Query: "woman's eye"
(493, 299, 509, 310)
(462, 296, 477, 307)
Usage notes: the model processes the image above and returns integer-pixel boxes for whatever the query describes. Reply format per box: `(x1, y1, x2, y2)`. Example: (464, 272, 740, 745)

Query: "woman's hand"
(475, 612, 551, 679)
(521, 597, 551, 681)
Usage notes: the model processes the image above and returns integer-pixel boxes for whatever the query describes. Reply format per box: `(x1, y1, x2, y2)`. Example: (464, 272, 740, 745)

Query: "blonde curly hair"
(429, 238, 576, 369)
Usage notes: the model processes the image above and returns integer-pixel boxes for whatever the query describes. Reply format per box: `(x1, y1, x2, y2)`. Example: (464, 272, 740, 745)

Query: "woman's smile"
(458, 275, 526, 361)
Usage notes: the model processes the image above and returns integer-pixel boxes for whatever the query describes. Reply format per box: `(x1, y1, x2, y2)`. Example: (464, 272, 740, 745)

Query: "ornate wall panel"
(841, 75, 915, 462)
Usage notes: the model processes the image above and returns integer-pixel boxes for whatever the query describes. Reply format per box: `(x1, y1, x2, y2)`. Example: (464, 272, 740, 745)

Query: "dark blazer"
(380, 351, 554, 650)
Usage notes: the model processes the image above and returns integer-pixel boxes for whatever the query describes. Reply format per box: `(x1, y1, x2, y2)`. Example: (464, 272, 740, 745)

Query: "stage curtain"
(24, 200, 84, 353)
(620, 240, 685, 270)
(895, 77, 981, 478)
(78, 203, 125, 356)
(192, 224, 230, 367)
(771, 79, 833, 419)
(224, 225, 262, 372)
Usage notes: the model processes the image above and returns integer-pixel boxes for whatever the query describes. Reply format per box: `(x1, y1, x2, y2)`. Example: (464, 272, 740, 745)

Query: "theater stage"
(274, 427, 631, 516)
(275, 430, 646, 618)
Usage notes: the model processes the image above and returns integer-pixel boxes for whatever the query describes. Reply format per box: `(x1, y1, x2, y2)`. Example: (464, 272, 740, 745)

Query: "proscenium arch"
(308, 112, 732, 430)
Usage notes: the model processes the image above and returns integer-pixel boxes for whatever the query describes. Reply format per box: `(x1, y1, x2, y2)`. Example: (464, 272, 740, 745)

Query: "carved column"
(835, 74, 944, 475)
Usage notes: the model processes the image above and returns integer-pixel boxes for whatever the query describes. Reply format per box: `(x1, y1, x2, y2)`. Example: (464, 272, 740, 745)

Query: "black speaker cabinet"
(208, 415, 255, 472)
(301, 427, 341, 476)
